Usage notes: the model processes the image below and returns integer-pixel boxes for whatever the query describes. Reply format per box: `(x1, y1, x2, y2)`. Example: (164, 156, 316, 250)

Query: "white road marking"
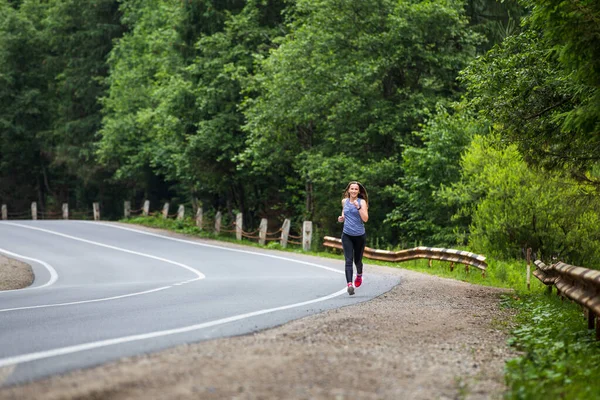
(0, 223, 205, 311)
(0, 248, 58, 289)
(2, 222, 205, 280)
(0, 221, 349, 369)
(0, 286, 171, 313)
(0, 287, 348, 368)
(79, 221, 344, 275)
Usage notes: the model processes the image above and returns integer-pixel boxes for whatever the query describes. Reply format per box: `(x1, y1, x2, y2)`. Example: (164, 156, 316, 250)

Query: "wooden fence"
(1, 201, 313, 251)
(1, 202, 94, 220)
(533, 260, 600, 340)
(322, 236, 487, 277)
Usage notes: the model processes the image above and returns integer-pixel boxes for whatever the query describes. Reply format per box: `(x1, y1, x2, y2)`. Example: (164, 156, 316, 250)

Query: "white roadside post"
(280, 218, 290, 248)
(236, 213, 243, 241)
(259, 218, 268, 245)
(93, 202, 100, 221)
(214, 211, 222, 235)
(124, 201, 131, 218)
(302, 221, 313, 252)
(196, 207, 203, 230)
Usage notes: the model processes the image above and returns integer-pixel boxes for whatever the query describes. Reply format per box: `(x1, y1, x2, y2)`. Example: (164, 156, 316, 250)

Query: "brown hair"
(342, 181, 369, 203)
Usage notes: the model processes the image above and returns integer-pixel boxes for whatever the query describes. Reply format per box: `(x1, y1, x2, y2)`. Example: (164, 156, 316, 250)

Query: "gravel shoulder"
(0, 244, 516, 400)
(0, 254, 33, 291)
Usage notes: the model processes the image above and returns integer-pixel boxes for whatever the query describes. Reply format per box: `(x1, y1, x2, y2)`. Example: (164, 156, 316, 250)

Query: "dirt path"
(0, 248, 515, 400)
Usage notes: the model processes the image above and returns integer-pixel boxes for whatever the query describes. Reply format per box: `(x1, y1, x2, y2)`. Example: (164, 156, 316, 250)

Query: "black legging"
(341, 233, 366, 283)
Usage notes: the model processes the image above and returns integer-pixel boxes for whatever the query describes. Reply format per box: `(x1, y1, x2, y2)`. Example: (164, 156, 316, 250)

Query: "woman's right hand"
(337, 215, 344, 223)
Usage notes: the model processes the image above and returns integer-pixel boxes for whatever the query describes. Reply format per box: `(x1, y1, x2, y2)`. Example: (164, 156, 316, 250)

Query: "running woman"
(337, 181, 369, 295)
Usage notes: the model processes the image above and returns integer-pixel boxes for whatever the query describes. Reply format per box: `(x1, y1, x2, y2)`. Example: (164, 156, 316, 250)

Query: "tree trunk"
(305, 180, 314, 220)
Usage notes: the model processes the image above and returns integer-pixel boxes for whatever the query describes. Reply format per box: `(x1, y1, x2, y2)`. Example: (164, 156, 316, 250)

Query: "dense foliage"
(241, 0, 481, 241)
(461, 0, 600, 180)
(441, 134, 600, 266)
(1, 0, 599, 266)
(0, 0, 124, 214)
(505, 293, 600, 399)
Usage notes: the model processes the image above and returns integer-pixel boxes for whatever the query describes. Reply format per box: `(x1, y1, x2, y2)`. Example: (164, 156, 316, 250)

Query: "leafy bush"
(505, 293, 600, 399)
(441, 134, 600, 268)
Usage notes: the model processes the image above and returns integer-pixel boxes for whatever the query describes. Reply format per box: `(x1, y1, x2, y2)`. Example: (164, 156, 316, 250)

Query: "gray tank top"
(343, 198, 365, 236)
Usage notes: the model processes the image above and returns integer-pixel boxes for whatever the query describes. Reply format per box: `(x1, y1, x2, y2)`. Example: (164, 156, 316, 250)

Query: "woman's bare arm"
(358, 200, 368, 222)
(337, 199, 346, 223)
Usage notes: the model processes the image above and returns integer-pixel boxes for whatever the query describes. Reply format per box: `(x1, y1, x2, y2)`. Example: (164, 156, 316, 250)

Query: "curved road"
(0, 221, 400, 386)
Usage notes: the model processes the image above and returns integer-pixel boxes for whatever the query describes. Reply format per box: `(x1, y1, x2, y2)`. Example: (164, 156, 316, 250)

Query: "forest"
(1, 0, 599, 268)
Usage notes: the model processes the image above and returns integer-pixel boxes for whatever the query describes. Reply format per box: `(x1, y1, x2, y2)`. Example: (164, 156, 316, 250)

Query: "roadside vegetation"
(125, 213, 600, 399)
(2, 0, 599, 398)
(504, 294, 600, 399)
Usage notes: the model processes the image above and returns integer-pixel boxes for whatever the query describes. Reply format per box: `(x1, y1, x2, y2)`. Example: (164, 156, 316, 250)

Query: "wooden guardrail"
(533, 260, 600, 340)
(532, 260, 557, 287)
(323, 236, 487, 276)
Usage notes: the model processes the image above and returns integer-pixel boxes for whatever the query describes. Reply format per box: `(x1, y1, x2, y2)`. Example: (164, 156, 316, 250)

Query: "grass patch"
(504, 292, 600, 399)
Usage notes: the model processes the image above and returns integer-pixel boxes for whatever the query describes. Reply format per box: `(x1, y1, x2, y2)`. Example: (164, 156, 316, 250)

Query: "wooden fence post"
(1, 204, 6, 220)
(62, 203, 69, 220)
(162, 203, 169, 219)
(236, 213, 243, 240)
(214, 211, 222, 235)
(280, 218, 290, 248)
(196, 207, 203, 230)
(192, 197, 199, 215)
(124, 201, 131, 219)
(588, 309, 596, 330)
(31, 202, 37, 220)
(302, 221, 312, 251)
(177, 205, 185, 221)
(526, 248, 532, 290)
(143, 200, 150, 216)
(93, 202, 100, 220)
(259, 218, 267, 245)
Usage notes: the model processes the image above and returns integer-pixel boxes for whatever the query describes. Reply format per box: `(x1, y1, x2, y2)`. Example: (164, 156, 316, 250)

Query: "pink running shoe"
(354, 274, 362, 288)
(347, 283, 355, 295)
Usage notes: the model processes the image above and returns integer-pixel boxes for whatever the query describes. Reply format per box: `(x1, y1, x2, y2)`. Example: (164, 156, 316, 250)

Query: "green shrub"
(505, 293, 600, 399)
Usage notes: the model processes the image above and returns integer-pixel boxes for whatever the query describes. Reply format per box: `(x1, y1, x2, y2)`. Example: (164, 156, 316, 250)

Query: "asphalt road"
(0, 221, 400, 386)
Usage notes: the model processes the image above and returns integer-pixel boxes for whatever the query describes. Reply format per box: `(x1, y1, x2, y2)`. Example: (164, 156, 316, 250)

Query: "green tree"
(441, 133, 600, 266)
(0, 0, 124, 215)
(386, 106, 484, 246)
(461, 0, 600, 183)
(97, 0, 191, 204)
(43, 0, 123, 180)
(465, 0, 524, 51)
(98, 0, 284, 219)
(43, 0, 124, 212)
(0, 0, 52, 211)
(242, 0, 481, 243)
(178, 0, 286, 219)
